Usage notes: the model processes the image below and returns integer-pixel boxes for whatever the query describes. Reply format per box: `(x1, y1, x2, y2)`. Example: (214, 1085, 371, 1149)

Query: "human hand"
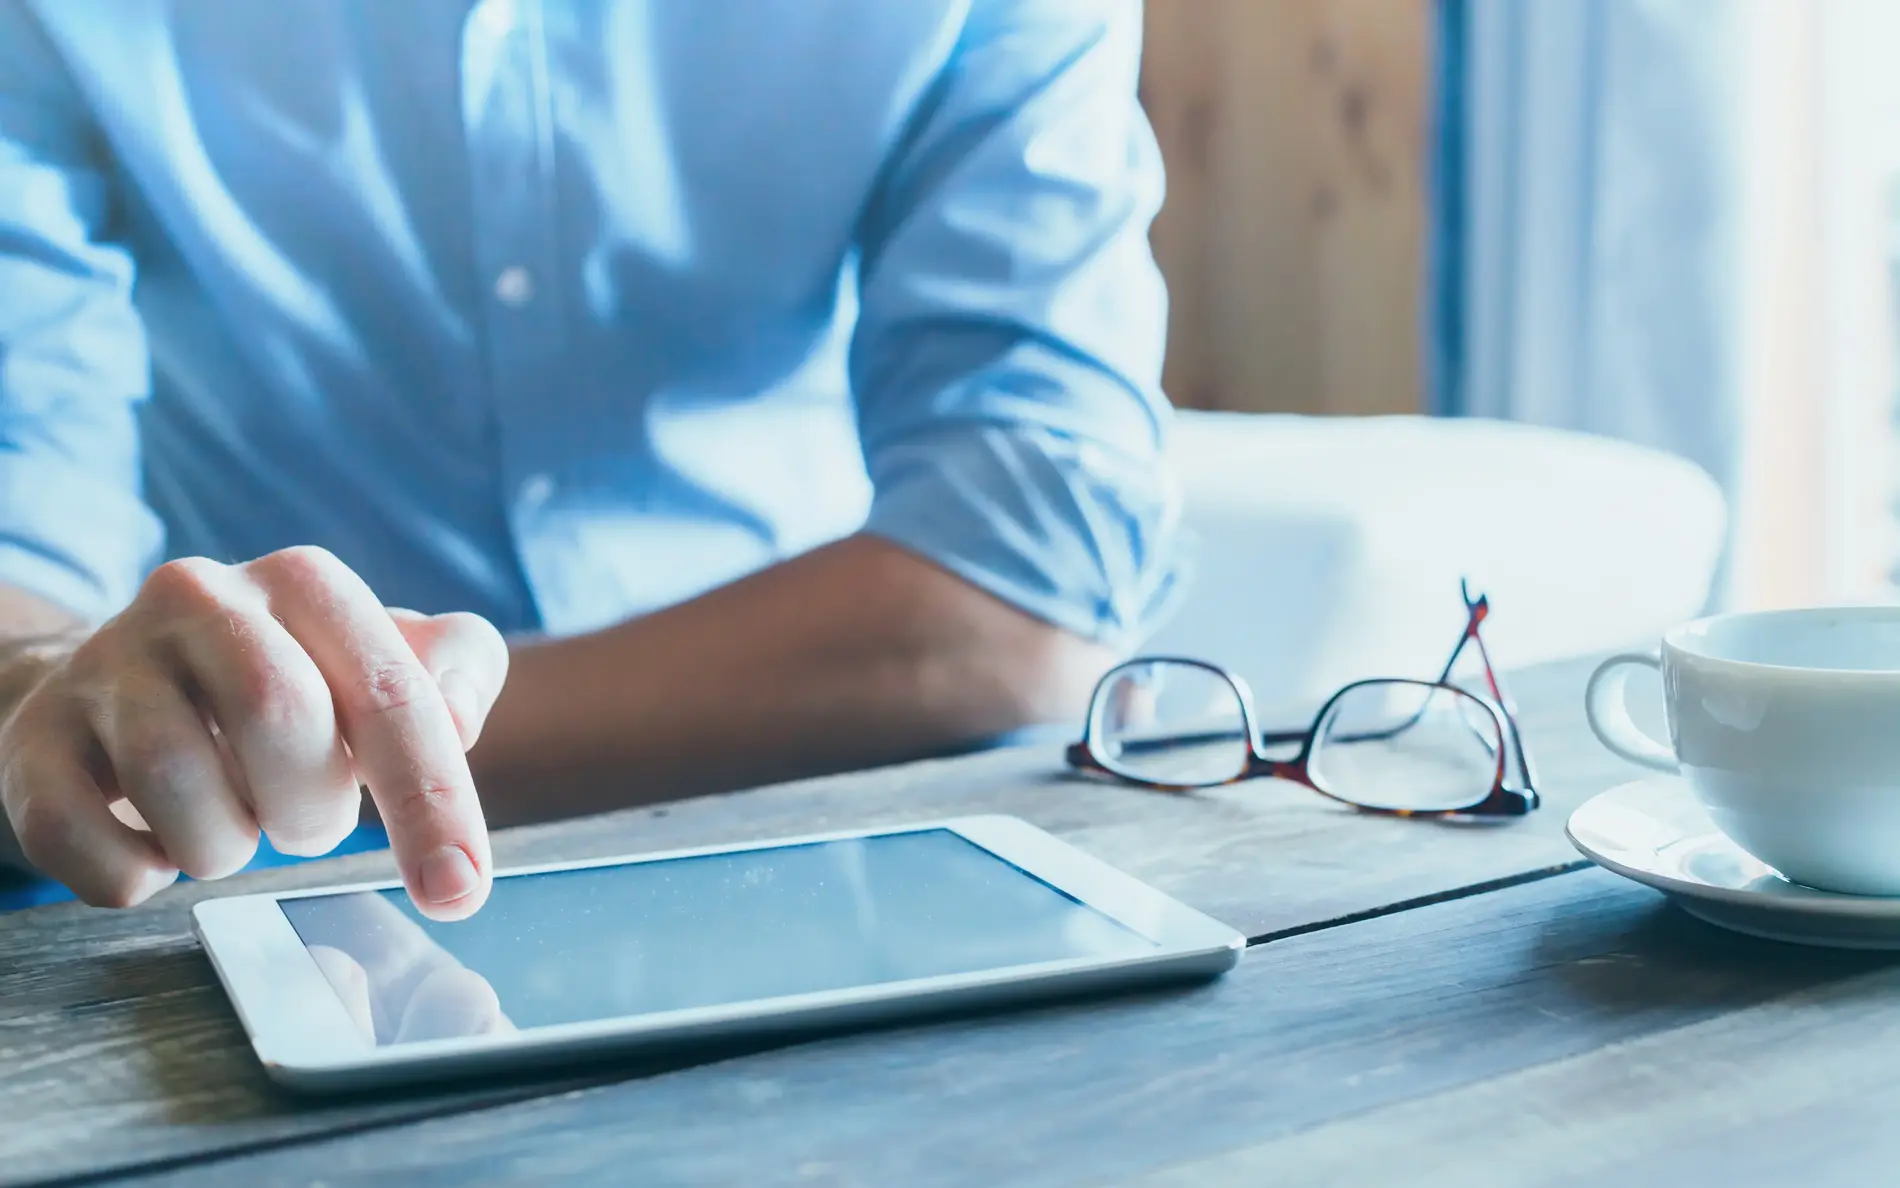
(0, 547, 508, 918)
(298, 891, 515, 1044)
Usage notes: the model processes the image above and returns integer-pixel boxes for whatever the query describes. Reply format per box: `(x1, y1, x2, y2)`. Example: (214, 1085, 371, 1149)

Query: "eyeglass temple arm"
(1256, 585, 1536, 790)
(1484, 641, 1538, 794)
(1435, 581, 1488, 684)
(1460, 588, 1538, 794)
(1258, 590, 1496, 751)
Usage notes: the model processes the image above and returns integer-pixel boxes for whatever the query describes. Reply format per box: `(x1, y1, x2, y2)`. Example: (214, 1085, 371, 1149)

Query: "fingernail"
(419, 845, 480, 906)
(436, 669, 479, 747)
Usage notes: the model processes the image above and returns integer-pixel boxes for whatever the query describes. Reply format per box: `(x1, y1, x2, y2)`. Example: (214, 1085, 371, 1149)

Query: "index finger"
(249, 548, 491, 919)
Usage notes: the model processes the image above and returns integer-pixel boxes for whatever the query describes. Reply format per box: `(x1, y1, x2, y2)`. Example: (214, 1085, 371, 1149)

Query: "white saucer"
(1567, 777, 1900, 949)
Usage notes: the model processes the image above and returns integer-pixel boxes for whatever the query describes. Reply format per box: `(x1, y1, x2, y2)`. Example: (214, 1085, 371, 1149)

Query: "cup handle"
(1584, 653, 1679, 773)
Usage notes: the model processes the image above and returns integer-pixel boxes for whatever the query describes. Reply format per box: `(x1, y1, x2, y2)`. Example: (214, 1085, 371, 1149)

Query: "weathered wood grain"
(116, 870, 1898, 1187)
(1134, 927, 1900, 1187)
(0, 657, 1634, 1185)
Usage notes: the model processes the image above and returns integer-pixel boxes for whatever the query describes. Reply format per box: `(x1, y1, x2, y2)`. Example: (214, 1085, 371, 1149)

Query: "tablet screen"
(280, 828, 1157, 1046)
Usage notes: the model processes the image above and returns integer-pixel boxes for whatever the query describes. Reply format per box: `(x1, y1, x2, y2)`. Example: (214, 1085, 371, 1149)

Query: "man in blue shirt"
(0, 1, 1179, 918)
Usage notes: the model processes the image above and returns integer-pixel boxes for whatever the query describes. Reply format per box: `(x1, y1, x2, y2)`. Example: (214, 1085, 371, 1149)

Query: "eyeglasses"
(1066, 582, 1539, 817)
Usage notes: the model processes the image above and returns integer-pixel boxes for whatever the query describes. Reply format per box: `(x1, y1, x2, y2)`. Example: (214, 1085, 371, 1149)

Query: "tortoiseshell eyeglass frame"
(1065, 581, 1540, 818)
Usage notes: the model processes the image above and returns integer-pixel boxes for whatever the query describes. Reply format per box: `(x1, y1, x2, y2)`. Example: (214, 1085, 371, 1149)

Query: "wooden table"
(4, 657, 1894, 1187)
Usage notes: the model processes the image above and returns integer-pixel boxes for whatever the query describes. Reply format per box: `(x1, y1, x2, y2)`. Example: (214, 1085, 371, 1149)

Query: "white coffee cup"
(1587, 606, 1900, 897)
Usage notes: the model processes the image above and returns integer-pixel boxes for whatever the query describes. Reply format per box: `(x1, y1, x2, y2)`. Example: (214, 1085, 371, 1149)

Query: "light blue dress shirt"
(0, 0, 1181, 648)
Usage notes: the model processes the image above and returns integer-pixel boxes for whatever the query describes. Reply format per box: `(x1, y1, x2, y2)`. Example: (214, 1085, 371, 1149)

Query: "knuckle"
(138, 557, 229, 616)
(264, 793, 361, 857)
(244, 665, 332, 740)
(380, 776, 461, 832)
(346, 661, 436, 721)
(252, 545, 349, 591)
(133, 564, 263, 661)
(179, 832, 258, 883)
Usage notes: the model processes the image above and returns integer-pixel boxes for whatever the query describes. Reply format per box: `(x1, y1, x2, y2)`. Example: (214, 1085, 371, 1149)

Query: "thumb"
(387, 609, 510, 750)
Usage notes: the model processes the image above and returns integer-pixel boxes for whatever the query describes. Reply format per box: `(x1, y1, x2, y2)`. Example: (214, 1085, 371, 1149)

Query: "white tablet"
(191, 815, 1244, 1092)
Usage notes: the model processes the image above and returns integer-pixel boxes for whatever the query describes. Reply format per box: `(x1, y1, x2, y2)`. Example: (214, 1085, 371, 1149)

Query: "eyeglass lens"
(1092, 661, 1251, 786)
(1308, 680, 1503, 811)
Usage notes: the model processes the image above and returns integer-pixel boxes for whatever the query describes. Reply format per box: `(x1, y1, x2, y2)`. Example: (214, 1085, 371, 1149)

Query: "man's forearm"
(1, 542, 1118, 859)
(469, 534, 1115, 828)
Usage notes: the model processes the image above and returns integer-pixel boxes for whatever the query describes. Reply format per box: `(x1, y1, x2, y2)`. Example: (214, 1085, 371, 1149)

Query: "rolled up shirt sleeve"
(851, 0, 1184, 650)
(0, 7, 161, 622)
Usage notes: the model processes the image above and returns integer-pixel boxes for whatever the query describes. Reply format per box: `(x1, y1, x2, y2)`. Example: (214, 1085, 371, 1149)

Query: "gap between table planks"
(0, 657, 1636, 1185)
(115, 868, 1900, 1187)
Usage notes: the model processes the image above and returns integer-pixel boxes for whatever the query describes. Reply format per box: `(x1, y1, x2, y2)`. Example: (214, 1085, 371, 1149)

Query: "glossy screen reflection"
(279, 830, 1157, 1046)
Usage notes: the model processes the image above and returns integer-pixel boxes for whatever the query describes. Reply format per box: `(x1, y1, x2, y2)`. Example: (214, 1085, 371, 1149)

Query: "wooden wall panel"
(1142, 0, 1431, 416)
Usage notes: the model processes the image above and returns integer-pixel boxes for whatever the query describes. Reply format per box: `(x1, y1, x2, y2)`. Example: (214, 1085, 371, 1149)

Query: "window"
(1732, 0, 1900, 608)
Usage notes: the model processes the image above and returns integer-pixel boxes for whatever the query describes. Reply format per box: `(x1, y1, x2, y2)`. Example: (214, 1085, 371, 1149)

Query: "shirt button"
(519, 474, 555, 509)
(494, 266, 536, 308)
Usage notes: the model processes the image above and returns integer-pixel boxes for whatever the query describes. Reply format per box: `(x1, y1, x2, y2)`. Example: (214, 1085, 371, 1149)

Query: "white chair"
(1152, 412, 1726, 708)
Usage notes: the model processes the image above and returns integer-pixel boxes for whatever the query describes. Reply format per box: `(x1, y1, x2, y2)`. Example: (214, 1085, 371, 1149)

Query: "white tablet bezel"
(191, 814, 1244, 1091)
